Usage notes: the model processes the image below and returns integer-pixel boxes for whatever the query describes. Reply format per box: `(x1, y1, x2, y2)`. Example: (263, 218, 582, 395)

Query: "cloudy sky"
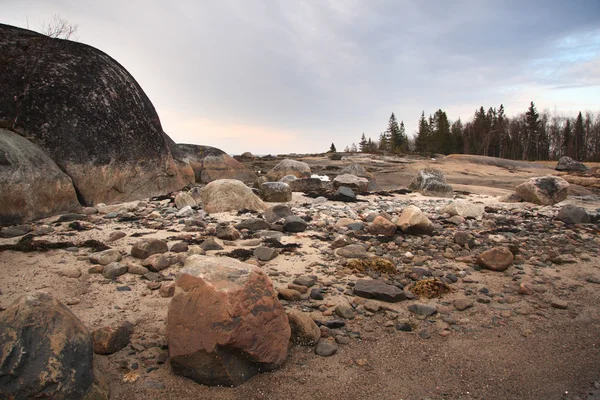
(3, 0, 600, 154)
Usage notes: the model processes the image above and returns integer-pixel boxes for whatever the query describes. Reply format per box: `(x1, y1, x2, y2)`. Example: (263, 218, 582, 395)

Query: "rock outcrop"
(333, 174, 370, 194)
(177, 144, 257, 184)
(0, 292, 99, 399)
(515, 176, 569, 205)
(259, 182, 292, 202)
(167, 255, 290, 386)
(339, 164, 381, 191)
(0, 128, 80, 225)
(0, 23, 193, 207)
(409, 168, 453, 198)
(200, 179, 267, 213)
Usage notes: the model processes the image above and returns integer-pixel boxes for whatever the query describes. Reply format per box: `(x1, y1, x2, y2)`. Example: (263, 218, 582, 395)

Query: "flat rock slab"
(354, 279, 406, 302)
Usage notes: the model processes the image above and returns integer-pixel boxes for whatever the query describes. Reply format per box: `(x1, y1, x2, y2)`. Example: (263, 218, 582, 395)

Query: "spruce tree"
(359, 133, 368, 152)
(525, 101, 540, 160)
(329, 143, 337, 153)
(387, 113, 401, 152)
(399, 121, 408, 152)
(574, 112, 585, 160)
(415, 112, 431, 153)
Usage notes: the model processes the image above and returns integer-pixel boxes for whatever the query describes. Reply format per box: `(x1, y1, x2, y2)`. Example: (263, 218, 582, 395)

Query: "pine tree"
(574, 112, 585, 160)
(431, 109, 451, 154)
(359, 133, 368, 152)
(378, 131, 390, 151)
(451, 118, 464, 154)
(414, 112, 430, 153)
(398, 121, 408, 152)
(563, 119, 573, 158)
(525, 101, 540, 160)
(329, 143, 337, 153)
(387, 113, 402, 152)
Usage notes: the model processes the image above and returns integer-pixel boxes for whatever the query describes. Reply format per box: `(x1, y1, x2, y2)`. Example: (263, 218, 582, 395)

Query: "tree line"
(339, 103, 600, 162)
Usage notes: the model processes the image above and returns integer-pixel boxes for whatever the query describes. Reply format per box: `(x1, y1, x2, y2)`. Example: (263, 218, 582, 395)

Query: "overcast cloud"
(3, 0, 600, 154)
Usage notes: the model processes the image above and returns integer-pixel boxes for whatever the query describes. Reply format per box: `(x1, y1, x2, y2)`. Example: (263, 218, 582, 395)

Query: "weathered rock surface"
(288, 178, 333, 194)
(556, 156, 588, 172)
(0, 24, 193, 206)
(0, 128, 80, 225)
(263, 204, 293, 223)
(443, 200, 485, 219)
(283, 216, 308, 232)
(336, 244, 368, 259)
(515, 176, 569, 205)
(174, 192, 197, 209)
(167, 255, 290, 386)
(265, 159, 311, 181)
(177, 144, 257, 183)
(200, 179, 267, 213)
(89, 249, 122, 266)
(368, 216, 397, 236)
(409, 168, 453, 197)
(0, 292, 96, 399)
(259, 182, 292, 202)
(396, 205, 434, 234)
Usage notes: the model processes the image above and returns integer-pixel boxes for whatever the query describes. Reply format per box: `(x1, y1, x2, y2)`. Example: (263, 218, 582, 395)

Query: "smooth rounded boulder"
(333, 174, 370, 194)
(0, 24, 193, 206)
(0, 128, 80, 225)
(200, 179, 267, 213)
(167, 255, 290, 387)
(515, 175, 569, 205)
(555, 156, 588, 172)
(477, 247, 514, 271)
(177, 144, 257, 184)
(0, 292, 97, 399)
(396, 205, 434, 234)
(339, 164, 381, 191)
(265, 159, 311, 181)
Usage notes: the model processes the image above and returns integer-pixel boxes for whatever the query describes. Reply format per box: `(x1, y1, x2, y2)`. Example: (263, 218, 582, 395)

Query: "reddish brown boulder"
(0, 292, 97, 399)
(131, 238, 168, 259)
(477, 247, 514, 271)
(368, 216, 397, 237)
(92, 321, 133, 355)
(166, 255, 290, 386)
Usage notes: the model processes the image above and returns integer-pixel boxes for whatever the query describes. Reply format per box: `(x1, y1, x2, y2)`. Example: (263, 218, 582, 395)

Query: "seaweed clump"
(412, 278, 451, 298)
(346, 258, 397, 274)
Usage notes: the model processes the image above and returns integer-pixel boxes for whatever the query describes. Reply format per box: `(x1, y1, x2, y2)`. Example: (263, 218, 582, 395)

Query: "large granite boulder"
(396, 205, 434, 234)
(167, 255, 290, 386)
(0, 24, 193, 206)
(265, 159, 311, 181)
(409, 168, 453, 198)
(515, 176, 569, 205)
(0, 128, 80, 225)
(288, 177, 333, 195)
(556, 156, 588, 172)
(177, 144, 257, 184)
(200, 179, 267, 213)
(339, 164, 381, 191)
(0, 292, 100, 399)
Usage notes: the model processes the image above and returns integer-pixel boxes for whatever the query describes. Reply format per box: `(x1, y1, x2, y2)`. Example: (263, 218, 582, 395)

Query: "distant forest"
(344, 102, 600, 162)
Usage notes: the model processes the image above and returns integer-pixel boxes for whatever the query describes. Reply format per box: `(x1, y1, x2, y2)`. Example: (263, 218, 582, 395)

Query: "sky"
(3, 0, 600, 154)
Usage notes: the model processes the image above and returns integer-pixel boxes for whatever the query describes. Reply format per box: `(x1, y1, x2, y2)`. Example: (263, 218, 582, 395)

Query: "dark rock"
(287, 310, 320, 346)
(170, 242, 189, 253)
(354, 279, 406, 302)
(0, 224, 32, 238)
(395, 323, 413, 332)
(556, 156, 588, 172)
(283, 215, 308, 232)
(236, 218, 270, 231)
(0, 292, 95, 399)
(102, 262, 128, 280)
(92, 321, 133, 355)
(263, 204, 293, 223)
(335, 304, 355, 319)
(177, 144, 257, 183)
(556, 204, 591, 224)
(330, 186, 357, 202)
(288, 178, 333, 194)
(310, 288, 325, 300)
(323, 320, 346, 329)
(0, 24, 193, 206)
(254, 246, 279, 261)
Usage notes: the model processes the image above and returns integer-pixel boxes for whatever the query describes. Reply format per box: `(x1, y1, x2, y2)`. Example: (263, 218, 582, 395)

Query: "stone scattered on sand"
(263, 204, 294, 223)
(216, 223, 242, 240)
(167, 255, 290, 387)
(408, 303, 438, 316)
(102, 262, 128, 280)
(287, 310, 321, 346)
(283, 216, 308, 232)
(254, 246, 279, 261)
(131, 238, 168, 259)
(354, 279, 406, 302)
(368, 216, 397, 236)
(175, 192, 197, 209)
(515, 175, 569, 205)
(477, 247, 514, 272)
(454, 298, 474, 311)
(0, 224, 32, 238)
(396, 205, 434, 234)
(89, 249, 122, 266)
(92, 321, 133, 355)
(409, 168, 453, 198)
(336, 244, 368, 259)
(315, 339, 338, 357)
(443, 200, 485, 219)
